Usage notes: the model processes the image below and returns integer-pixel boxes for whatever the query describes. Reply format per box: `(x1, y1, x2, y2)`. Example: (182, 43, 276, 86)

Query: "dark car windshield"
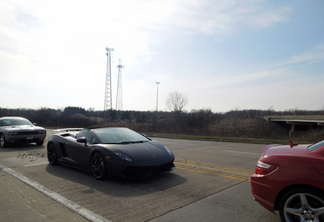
(308, 140, 324, 151)
(0, 118, 33, 126)
(92, 128, 150, 144)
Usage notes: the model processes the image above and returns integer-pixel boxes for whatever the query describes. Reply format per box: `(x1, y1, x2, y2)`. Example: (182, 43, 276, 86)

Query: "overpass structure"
(264, 115, 324, 137)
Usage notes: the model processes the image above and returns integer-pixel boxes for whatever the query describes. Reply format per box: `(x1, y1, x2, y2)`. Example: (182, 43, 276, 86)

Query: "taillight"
(255, 160, 277, 175)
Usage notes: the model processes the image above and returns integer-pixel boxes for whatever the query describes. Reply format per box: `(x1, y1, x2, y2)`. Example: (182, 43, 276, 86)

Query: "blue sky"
(0, 0, 323, 112)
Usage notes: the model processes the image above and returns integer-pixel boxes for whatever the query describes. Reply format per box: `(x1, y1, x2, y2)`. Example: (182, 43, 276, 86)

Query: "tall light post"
(155, 82, 160, 112)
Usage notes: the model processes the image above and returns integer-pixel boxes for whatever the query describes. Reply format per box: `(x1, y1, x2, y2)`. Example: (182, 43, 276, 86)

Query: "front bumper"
(6, 134, 46, 145)
(105, 156, 175, 178)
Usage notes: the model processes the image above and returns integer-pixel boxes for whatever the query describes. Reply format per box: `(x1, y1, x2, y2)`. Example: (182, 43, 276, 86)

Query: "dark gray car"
(0, 116, 46, 148)
(47, 127, 175, 179)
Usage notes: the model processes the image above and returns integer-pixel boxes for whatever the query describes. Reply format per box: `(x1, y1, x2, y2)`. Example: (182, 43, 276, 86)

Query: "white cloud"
(0, 0, 322, 112)
(290, 44, 324, 64)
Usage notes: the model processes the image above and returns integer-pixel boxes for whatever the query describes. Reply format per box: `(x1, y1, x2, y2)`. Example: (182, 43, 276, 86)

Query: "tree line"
(1, 92, 324, 141)
(1, 105, 324, 141)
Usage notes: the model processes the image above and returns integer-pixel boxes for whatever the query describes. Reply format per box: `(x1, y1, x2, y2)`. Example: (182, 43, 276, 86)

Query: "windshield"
(308, 140, 324, 151)
(92, 127, 150, 144)
(0, 118, 33, 126)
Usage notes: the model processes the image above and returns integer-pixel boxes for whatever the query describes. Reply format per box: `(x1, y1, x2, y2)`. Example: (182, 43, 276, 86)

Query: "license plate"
(26, 136, 33, 140)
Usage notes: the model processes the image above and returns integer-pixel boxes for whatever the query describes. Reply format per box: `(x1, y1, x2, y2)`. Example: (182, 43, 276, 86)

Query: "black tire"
(279, 188, 324, 222)
(36, 141, 44, 146)
(47, 143, 58, 165)
(91, 153, 107, 180)
(0, 134, 7, 148)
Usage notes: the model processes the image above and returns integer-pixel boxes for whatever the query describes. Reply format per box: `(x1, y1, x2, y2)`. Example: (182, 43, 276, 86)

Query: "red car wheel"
(279, 188, 324, 222)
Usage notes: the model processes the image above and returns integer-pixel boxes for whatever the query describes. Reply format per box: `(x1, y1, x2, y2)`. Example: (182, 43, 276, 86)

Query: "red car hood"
(261, 143, 324, 176)
(261, 144, 312, 157)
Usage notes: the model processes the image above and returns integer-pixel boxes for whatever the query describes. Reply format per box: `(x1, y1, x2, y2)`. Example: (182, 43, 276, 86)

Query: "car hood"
(104, 140, 172, 161)
(1, 125, 45, 131)
(262, 144, 311, 157)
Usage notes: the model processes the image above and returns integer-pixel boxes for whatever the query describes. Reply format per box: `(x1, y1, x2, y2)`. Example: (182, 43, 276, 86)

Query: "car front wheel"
(279, 188, 324, 222)
(91, 153, 107, 180)
(0, 134, 7, 148)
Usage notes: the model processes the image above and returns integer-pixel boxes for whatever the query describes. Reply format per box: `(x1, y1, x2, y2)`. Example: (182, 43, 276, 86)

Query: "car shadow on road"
(44, 163, 187, 198)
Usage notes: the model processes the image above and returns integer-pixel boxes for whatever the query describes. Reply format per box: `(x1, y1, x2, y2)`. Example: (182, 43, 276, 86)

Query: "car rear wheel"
(47, 143, 58, 165)
(279, 188, 324, 222)
(91, 153, 107, 180)
(0, 134, 7, 148)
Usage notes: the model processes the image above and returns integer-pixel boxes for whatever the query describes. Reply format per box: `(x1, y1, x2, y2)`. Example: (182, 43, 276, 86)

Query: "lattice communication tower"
(116, 59, 124, 110)
(104, 47, 114, 110)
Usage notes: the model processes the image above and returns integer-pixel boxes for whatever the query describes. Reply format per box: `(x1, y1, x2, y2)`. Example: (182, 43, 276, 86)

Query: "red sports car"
(251, 140, 324, 222)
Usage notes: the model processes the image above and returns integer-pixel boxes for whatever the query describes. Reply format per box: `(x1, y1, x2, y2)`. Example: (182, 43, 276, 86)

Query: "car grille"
(13, 131, 44, 135)
(122, 160, 175, 179)
(17, 138, 42, 142)
(122, 166, 153, 178)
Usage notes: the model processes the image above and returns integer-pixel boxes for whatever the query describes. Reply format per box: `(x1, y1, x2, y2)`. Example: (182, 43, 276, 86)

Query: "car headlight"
(38, 130, 46, 134)
(164, 146, 172, 155)
(114, 152, 133, 162)
(8, 132, 17, 136)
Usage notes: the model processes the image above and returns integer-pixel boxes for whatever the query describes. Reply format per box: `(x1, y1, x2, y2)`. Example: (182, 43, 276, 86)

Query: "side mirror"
(77, 137, 87, 146)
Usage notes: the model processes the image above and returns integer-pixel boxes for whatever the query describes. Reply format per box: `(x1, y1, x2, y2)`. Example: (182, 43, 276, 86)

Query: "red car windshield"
(308, 140, 324, 151)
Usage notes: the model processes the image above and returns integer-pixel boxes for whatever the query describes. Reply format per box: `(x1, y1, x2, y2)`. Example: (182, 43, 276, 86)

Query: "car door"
(63, 131, 93, 169)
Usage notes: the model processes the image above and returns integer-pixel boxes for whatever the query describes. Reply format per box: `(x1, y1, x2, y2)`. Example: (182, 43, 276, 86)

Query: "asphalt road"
(0, 129, 281, 222)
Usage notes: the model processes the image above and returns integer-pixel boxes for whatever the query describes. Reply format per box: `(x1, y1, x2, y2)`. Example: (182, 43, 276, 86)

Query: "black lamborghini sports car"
(47, 127, 175, 179)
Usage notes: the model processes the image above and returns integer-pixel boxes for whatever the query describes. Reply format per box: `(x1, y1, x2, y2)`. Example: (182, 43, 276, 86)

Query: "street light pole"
(155, 82, 160, 112)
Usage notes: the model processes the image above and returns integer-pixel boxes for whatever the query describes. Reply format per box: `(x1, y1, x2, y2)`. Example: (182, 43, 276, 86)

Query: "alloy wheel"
(281, 191, 324, 222)
(0, 134, 6, 148)
(91, 153, 107, 180)
(47, 143, 57, 165)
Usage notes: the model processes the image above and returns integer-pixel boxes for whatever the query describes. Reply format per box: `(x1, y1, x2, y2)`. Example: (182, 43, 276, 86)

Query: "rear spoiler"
(53, 128, 83, 132)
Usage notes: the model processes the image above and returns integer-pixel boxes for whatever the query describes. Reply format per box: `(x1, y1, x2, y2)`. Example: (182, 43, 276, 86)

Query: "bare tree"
(165, 91, 188, 124)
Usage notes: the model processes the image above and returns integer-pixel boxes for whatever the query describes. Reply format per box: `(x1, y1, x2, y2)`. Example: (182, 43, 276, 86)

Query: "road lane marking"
(224, 150, 260, 155)
(25, 162, 48, 167)
(174, 159, 253, 181)
(0, 163, 111, 222)
(175, 159, 254, 172)
(176, 166, 247, 181)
